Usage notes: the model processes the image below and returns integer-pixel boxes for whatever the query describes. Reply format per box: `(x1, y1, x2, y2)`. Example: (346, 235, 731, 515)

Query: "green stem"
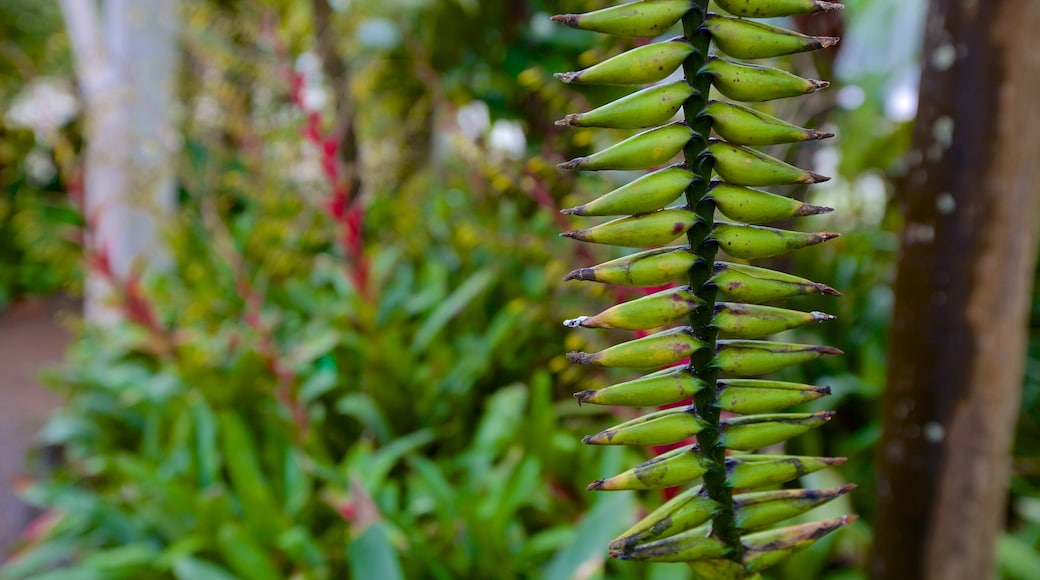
(679, 3, 742, 563)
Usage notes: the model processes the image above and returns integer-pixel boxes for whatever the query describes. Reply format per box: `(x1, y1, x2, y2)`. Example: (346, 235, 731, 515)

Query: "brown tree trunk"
(872, 2, 1040, 579)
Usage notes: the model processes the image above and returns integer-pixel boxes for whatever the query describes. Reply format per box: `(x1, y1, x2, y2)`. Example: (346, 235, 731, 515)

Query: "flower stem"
(680, 2, 743, 563)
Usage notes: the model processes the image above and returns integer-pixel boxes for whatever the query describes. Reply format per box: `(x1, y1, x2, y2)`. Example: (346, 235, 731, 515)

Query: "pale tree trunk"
(59, 0, 180, 324)
(872, 1, 1040, 579)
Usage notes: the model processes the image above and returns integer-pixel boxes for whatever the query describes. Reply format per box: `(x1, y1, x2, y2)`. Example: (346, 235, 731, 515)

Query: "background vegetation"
(0, 0, 1037, 578)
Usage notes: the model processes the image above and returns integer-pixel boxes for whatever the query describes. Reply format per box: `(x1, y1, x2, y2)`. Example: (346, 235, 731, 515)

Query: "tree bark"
(872, 2, 1040, 579)
(59, 0, 179, 324)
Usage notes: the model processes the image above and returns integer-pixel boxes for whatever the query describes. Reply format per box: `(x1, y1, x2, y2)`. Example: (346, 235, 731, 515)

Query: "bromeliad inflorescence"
(553, 0, 855, 576)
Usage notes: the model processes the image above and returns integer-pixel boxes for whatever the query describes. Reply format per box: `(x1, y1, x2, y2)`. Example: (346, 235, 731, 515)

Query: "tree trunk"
(59, 0, 179, 324)
(872, 2, 1040, 579)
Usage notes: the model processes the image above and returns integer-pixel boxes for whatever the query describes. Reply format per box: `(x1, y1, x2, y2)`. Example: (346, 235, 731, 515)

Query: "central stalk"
(679, 3, 742, 560)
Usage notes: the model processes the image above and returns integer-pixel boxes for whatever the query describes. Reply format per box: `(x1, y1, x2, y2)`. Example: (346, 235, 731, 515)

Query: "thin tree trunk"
(872, 1, 1040, 578)
(60, 0, 179, 324)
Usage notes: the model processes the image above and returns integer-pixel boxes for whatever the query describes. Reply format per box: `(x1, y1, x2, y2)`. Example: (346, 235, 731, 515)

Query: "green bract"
(552, 1, 853, 575)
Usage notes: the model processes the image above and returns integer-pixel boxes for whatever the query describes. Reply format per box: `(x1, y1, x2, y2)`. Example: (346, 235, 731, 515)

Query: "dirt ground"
(0, 299, 71, 555)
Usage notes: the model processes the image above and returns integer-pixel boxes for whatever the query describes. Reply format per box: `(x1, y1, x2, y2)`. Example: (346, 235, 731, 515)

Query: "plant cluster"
(553, 0, 854, 575)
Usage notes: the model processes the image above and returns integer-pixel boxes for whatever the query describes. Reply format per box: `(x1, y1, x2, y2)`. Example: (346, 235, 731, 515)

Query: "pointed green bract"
(714, 222, 838, 260)
(721, 412, 834, 451)
(584, 406, 705, 446)
(715, 340, 843, 376)
(589, 445, 712, 491)
(705, 13, 838, 59)
(734, 486, 856, 530)
(712, 261, 841, 303)
(556, 38, 695, 86)
(709, 183, 833, 224)
(714, 0, 844, 18)
(565, 246, 698, 286)
(561, 123, 694, 171)
(574, 367, 707, 407)
(568, 326, 704, 369)
(611, 485, 719, 549)
(564, 165, 694, 217)
(718, 380, 832, 414)
(704, 57, 828, 102)
(727, 455, 846, 489)
(559, 82, 696, 129)
(563, 208, 698, 248)
(567, 286, 701, 330)
(614, 524, 727, 562)
(715, 302, 835, 339)
(742, 516, 856, 572)
(552, 0, 694, 38)
(710, 140, 829, 186)
(706, 100, 833, 146)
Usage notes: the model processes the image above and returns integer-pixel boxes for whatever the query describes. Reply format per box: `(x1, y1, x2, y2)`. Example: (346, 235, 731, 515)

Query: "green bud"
(613, 524, 727, 562)
(558, 82, 697, 129)
(714, 222, 838, 260)
(705, 13, 839, 59)
(561, 123, 694, 171)
(734, 485, 856, 530)
(706, 100, 834, 146)
(712, 261, 841, 303)
(563, 165, 695, 217)
(574, 367, 708, 407)
(556, 38, 695, 86)
(718, 379, 832, 414)
(552, 0, 693, 38)
(727, 455, 847, 489)
(588, 444, 712, 491)
(721, 412, 834, 451)
(742, 516, 856, 572)
(715, 302, 835, 339)
(611, 485, 718, 549)
(704, 57, 828, 102)
(565, 246, 699, 287)
(709, 182, 833, 224)
(709, 140, 829, 186)
(714, 0, 844, 18)
(567, 326, 704, 369)
(715, 340, 844, 376)
(563, 208, 699, 248)
(584, 406, 706, 446)
(567, 286, 702, 330)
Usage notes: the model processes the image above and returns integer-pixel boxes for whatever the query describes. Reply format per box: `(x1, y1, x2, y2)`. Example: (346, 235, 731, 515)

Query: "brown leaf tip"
(558, 157, 585, 170)
(555, 113, 581, 127)
(808, 129, 836, 140)
(551, 14, 578, 27)
(564, 268, 594, 282)
(811, 311, 837, 323)
(818, 36, 841, 49)
(587, 479, 606, 491)
(809, 79, 831, 91)
(815, 283, 842, 296)
(807, 172, 832, 183)
(554, 71, 580, 84)
(567, 351, 593, 364)
(797, 203, 835, 216)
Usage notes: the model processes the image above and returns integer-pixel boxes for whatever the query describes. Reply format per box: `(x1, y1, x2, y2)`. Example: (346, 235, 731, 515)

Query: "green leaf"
(411, 269, 496, 353)
(348, 522, 405, 580)
(216, 523, 281, 580)
(172, 557, 238, 580)
(543, 447, 635, 580)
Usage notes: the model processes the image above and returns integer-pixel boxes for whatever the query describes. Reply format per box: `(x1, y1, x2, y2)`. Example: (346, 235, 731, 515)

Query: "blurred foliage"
(0, 0, 81, 307)
(1, 0, 1038, 578)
